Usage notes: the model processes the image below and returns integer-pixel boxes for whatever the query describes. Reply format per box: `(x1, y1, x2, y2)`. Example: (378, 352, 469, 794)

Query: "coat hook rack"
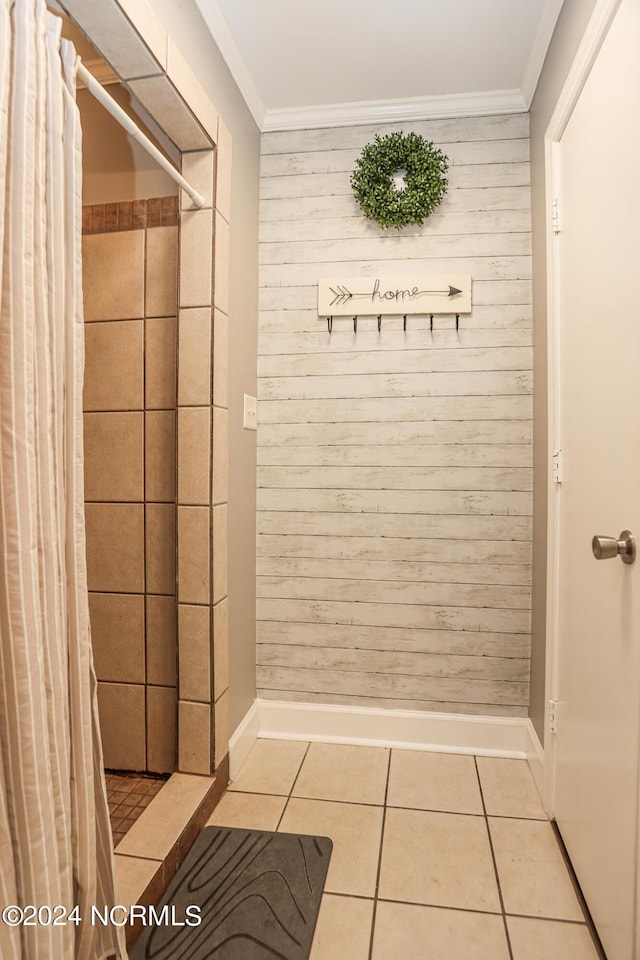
(319, 275, 471, 335)
(325, 310, 464, 335)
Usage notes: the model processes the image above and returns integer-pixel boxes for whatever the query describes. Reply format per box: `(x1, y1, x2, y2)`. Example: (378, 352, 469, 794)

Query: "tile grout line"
(474, 756, 515, 960)
(275, 741, 312, 832)
(367, 747, 392, 960)
(227, 743, 610, 957)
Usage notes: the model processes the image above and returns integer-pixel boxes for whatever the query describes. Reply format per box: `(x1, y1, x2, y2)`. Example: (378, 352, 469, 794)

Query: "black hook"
(327, 316, 333, 333)
(353, 315, 358, 333)
(456, 313, 459, 331)
(377, 314, 382, 332)
(430, 314, 433, 332)
(403, 314, 407, 331)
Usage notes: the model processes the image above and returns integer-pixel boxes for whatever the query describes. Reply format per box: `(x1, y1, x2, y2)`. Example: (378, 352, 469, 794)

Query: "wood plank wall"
(257, 114, 532, 717)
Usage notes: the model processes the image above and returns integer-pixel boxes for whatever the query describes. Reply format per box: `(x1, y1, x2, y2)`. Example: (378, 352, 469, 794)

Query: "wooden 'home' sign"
(318, 275, 472, 317)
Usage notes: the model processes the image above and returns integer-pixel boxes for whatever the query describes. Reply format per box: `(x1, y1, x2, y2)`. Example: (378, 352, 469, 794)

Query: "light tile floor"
(206, 739, 604, 960)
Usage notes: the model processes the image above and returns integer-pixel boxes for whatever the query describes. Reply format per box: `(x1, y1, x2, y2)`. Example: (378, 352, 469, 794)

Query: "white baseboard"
(229, 699, 545, 774)
(228, 699, 260, 779)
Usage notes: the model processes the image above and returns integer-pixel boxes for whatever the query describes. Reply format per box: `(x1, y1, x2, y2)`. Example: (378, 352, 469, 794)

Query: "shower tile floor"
(106, 772, 167, 847)
(206, 740, 605, 960)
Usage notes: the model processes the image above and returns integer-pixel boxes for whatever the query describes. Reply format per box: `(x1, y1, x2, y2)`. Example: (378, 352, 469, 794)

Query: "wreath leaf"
(350, 131, 448, 230)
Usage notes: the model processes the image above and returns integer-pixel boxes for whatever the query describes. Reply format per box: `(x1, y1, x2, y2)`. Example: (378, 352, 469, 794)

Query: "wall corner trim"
(192, 0, 266, 129)
(229, 699, 538, 774)
(524, 718, 545, 799)
(520, 0, 566, 108)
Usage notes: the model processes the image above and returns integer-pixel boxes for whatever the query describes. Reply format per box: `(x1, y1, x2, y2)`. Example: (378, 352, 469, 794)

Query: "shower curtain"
(0, 2, 127, 958)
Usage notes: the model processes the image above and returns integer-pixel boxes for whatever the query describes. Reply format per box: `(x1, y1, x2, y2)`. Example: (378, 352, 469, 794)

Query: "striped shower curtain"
(0, 2, 126, 958)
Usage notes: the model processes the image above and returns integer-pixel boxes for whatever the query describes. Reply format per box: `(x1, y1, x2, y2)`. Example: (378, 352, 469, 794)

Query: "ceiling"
(194, 0, 564, 131)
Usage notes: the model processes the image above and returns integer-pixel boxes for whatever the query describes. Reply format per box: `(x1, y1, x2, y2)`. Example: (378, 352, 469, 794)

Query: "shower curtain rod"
(76, 62, 206, 209)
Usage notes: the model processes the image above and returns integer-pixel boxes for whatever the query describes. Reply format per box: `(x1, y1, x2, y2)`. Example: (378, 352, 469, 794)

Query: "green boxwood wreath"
(350, 131, 448, 230)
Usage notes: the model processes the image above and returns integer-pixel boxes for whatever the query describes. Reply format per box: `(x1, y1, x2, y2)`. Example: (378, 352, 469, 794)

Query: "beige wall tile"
(212, 407, 228, 505)
(146, 685, 177, 773)
(113, 0, 168, 72)
(229, 738, 307, 796)
(213, 688, 229, 767)
(212, 596, 229, 701)
(177, 407, 211, 506)
(180, 209, 214, 307)
(84, 320, 144, 412)
(84, 412, 144, 502)
(177, 507, 210, 605)
(145, 410, 176, 503)
(166, 39, 219, 141)
(97, 681, 146, 770)
(372, 902, 509, 960)
(146, 595, 177, 686)
(128, 76, 211, 151)
(206, 792, 286, 832)
(213, 212, 230, 316)
(90, 592, 145, 684)
(387, 751, 483, 815)
(146, 226, 178, 318)
(293, 743, 388, 806)
(178, 604, 211, 702)
(83, 231, 144, 322)
(215, 119, 232, 223)
(178, 700, 211, 775)
(145, 503, 176, 595)
(145, 316, 177, 410)
(212, 309, 228, 409)
(178, 308, 211, 406)
(379, 808, 501, 912)
(212, 504, 228, 604)
(85, 503, 144, 593)
(62, 0, 165, 78)
(181, 151, 215, 211)
(117, 772, 214, 861)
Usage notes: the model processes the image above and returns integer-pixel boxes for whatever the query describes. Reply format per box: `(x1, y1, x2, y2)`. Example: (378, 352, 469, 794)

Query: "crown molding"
(196, 1, 559, 132)
(193, 0, 266, 129)
(262, 88, 527, 133)
(521, 0, 566, 107)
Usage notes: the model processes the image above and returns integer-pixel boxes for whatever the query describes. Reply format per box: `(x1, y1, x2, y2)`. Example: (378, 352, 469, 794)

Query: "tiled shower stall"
(83, 195, 181, 773)
(77, 117, 231, 781)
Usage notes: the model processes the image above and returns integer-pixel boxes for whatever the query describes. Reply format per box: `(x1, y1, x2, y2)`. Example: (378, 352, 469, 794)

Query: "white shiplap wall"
(257, 114, 532, 717)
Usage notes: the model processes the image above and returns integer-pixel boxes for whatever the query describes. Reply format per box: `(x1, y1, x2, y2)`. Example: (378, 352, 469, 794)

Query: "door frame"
(543, 0, 623, 815)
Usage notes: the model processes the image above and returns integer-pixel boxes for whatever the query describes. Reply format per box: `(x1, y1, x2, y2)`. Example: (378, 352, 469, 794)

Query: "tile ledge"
(114, 770, 215, 859)
(113, 755, 229, 950)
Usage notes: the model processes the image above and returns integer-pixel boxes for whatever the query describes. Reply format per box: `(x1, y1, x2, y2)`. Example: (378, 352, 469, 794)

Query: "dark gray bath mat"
(130, 825, 332, 959)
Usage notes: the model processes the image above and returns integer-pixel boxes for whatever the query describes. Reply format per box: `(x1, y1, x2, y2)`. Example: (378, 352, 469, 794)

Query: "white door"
(552, 1, 640, 958)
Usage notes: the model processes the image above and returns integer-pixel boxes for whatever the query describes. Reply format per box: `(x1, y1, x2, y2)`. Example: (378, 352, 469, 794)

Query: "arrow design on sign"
(329, 283, 462, 307)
